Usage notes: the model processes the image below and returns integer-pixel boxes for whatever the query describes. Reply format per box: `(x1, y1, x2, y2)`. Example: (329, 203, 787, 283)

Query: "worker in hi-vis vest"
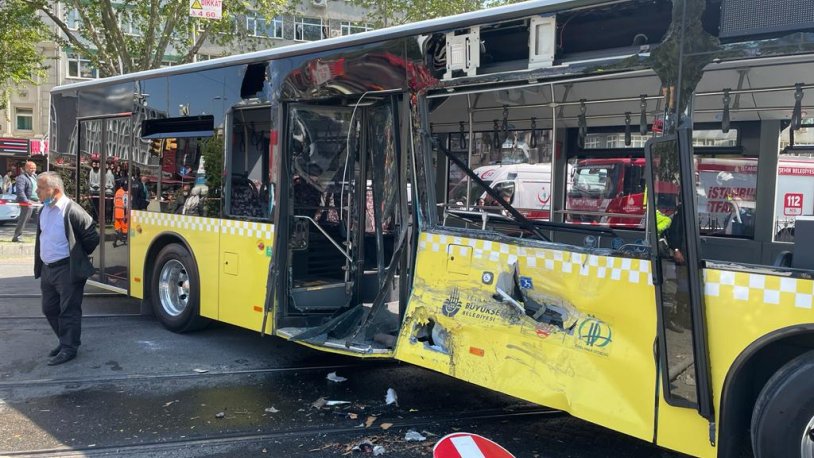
(113, 180, 128, 247)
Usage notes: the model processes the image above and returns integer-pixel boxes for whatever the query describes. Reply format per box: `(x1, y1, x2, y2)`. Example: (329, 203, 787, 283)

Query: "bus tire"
(751, 350, 814, 457)
(151, 243, 208, 333)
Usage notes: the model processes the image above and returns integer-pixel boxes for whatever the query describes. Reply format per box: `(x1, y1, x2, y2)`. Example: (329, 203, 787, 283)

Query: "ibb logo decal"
(578, 318, 612, 348)
(442, 288, 462, 317)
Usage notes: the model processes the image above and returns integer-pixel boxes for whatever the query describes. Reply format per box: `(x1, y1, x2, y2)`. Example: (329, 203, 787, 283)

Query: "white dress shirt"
(39, 196, 71, 264)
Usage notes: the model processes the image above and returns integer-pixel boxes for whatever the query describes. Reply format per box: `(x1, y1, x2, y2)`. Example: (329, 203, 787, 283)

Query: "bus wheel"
(751, 351, 814, 457)
(151, 244, 208, 333)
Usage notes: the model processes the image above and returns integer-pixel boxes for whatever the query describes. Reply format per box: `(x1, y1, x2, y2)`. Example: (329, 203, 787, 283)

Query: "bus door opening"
(277, 98, 407, 354)
(645, 131, 714, 422)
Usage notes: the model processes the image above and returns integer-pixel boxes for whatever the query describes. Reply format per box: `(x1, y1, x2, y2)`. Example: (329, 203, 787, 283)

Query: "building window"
(16, 108, 34, 131)
(65, 8, 81, 30)
(67, 52, 98, 79)
(295, 16, 323, 41)
(340, 21, 371, 36)
(247, 14, 283, 38)
(119, 12, 140, 36)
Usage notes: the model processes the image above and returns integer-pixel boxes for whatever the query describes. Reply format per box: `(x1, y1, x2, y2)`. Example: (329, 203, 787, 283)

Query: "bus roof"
(51, 0, 616, 94)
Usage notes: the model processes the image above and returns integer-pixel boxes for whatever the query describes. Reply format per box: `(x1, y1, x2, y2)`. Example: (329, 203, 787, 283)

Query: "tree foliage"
(22, 0, 288, 77)
(0, 0, 49, 109)
(350, 0, 524, 27)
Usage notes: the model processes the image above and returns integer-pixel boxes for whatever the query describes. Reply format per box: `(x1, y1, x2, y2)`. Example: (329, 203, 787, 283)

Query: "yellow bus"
(46, 0, 814, 456)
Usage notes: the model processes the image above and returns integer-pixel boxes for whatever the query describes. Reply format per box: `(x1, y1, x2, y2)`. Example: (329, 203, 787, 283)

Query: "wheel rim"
(158, 259, 190, 317)
(801, 415, 814, 458)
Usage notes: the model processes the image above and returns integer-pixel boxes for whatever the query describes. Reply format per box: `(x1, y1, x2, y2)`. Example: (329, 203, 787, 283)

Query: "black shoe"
(48, 345, 62, 357)
(11, 237, 20, 243)
(47, 350, 76, 366)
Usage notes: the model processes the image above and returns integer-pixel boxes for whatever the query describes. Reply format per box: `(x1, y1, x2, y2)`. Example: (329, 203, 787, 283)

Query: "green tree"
(22, 0, 288, 77)
(0, 0, 49, 109)
(350, 0, 524, 27)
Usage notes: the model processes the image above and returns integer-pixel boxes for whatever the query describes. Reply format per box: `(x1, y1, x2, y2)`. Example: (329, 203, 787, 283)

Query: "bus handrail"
(555, 209, 645, 218)
(445, 208, 618, 238)
(294, 215, 353, 263)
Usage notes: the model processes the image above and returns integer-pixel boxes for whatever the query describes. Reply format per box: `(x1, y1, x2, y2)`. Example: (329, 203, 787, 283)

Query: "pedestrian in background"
(34, 172, 99, 366)
(12, 161, 38, 242)
(1, 170, 12, 194)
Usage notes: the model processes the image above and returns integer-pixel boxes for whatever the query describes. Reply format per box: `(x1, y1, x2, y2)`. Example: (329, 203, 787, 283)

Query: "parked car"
(0, 193, 21, 224)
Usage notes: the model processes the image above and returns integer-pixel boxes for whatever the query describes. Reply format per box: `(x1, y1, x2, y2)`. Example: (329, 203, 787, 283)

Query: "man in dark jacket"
(34, 172, 99, 365)
(12, 161, 38, 242)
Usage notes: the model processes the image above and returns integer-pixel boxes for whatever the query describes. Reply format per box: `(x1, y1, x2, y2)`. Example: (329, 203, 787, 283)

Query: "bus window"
(695, 154, 757, 238)
(774, 123, 814, 243)
(565, 157, 645, 228)
(439, 131, 553, 231)
(227, 107, 272, 220)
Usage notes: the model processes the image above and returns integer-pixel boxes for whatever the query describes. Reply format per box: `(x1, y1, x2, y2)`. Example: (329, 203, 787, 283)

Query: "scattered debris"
(326, 400, 351, 406)
(373, 445, 386, 455)
(348, 412, 359, 420)
(404, 430, 427, 442)
(312, 397, 327, 409)
(193, 368, 208, 373)
(264, 407, 279, 413)
(380, 423, 393, 430)
(352, 439, 375, 453)
(408, 409, 418, 412)
(365, 416, 378, 428)
(385, 388, 398, 406)
(327, 372, 348, 383)
(214, 412, 225, 419)
(162, 400, 178, 408)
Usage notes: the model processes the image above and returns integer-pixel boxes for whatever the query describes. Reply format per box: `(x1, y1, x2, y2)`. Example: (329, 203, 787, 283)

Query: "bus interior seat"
(773, 251, 793, 268)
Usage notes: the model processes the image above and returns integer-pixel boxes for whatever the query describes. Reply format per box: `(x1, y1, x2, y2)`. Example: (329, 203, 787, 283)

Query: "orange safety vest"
(114, 188, 126, 220)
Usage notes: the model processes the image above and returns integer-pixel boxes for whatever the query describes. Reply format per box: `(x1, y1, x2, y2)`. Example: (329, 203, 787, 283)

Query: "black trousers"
(41, 261, 86, 353)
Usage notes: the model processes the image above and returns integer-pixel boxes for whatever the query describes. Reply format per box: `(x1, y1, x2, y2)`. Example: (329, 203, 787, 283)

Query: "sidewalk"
(0, 216, 36, 258)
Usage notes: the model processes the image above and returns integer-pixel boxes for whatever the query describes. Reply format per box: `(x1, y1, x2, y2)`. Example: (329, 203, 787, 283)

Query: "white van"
(447, 163, 552, 220)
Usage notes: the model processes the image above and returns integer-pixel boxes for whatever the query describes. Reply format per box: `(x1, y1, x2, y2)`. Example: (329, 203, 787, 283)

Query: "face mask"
(43, 196, 55, 207)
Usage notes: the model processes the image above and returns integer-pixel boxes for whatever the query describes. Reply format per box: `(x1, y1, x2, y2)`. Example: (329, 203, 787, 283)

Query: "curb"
(0, 243, 35, 258)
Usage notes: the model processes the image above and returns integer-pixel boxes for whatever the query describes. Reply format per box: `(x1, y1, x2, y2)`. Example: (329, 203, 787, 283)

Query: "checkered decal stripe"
(132, 211, 274, 240)
(704, 269, 814, 309)
(418, 232, 653, 286)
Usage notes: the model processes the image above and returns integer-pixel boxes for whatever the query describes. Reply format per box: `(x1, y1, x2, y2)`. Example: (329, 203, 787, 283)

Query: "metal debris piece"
(365, 416, 378, 427)
(326, 400, 351, 406)
(264, 407, 279, 413)
(373, 445, 385, 456)
(385, 388, 398, 406)
(380, 423, 393, 430)
(327, 372, 348, 383)
(312, 397, 327, 409)
(215, 412, 225, 419)
(193, 368, 208, 373)
(404, 430, 427, 442)
(163, 400, 178, 408)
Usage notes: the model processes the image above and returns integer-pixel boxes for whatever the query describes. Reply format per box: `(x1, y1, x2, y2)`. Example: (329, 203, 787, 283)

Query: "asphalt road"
(0, 257, 683, 457)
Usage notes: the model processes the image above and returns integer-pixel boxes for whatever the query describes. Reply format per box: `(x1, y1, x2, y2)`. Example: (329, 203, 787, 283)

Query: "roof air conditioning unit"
(312, 0, 327, 7)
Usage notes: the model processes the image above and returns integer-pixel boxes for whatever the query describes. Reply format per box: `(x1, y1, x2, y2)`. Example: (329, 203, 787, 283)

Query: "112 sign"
(784, 192, 804, 216)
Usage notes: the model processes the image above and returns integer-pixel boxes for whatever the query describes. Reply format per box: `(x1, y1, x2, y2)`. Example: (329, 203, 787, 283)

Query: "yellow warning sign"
(189, 0, 220, 19)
